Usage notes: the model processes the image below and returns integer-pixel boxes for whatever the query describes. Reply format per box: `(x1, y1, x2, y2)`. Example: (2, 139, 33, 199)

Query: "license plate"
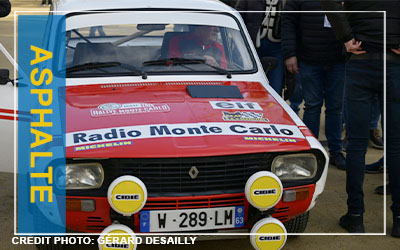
(139, 206, 245, 232)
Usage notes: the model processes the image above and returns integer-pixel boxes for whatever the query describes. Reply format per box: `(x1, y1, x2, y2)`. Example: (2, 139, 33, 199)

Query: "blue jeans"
(345, 58, 400, 217)
(300, 61, 345, 153)
(257, 39, 284, 95)
(343, 89, 381, 131)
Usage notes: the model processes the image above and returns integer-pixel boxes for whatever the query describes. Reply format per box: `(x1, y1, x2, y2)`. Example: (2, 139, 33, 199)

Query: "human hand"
(204, 55, 219, 67)
(344, 38, 366, 55)
(391, 48, 400, 55)
(285, 56, 299, 74)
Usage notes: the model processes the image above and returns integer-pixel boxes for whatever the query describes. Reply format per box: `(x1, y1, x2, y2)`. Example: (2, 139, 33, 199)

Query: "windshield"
(62, 12, 256, 77)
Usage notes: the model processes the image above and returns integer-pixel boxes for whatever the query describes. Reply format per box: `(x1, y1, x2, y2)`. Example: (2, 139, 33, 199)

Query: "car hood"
(65, 81, 310, 158)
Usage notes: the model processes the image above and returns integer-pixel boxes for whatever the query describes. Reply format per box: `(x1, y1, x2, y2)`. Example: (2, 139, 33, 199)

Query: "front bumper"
(65, 184, 315, 233)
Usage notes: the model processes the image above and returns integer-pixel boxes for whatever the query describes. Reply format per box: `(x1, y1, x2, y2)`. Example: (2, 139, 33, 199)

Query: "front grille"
(106, 153, 272, 196)
(143, 193, 246, 210)
(273, 207, 290, 221)
(69, 153, 273, 197)
(85, 217, 106, 232)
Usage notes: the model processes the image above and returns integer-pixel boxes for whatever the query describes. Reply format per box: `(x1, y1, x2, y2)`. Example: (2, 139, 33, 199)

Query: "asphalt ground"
(0, 1, 397, 249)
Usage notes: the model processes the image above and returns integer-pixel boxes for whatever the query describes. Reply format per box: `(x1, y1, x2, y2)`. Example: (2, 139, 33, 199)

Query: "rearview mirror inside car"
(137, 24, 166, 31)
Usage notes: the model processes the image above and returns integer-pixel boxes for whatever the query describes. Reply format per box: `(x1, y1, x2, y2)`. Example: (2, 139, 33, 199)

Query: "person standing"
(281, 0, 347, 170)
(0, 0, 10, 17)
(256, 0, 286, 95)
(235, 0, 265, 44)
(321, 0, 400, 236)
(236, 0, 286, 96)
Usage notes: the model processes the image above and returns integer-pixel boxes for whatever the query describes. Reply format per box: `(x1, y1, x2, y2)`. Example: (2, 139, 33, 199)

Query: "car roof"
(53, 0, 235, 13)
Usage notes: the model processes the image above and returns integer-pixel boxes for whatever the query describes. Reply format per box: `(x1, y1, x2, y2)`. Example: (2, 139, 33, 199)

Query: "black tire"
(284, 211, 309, 235)
(36, 240, 64, 250)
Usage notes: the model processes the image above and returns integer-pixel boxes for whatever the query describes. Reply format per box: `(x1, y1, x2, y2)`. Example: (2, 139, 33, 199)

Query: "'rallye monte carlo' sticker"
(66, 122, 305, 147)
(90, 103, 170, 117)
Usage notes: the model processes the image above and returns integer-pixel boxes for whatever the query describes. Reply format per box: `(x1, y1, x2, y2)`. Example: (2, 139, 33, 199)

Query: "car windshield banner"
(18, 15, 66, 234)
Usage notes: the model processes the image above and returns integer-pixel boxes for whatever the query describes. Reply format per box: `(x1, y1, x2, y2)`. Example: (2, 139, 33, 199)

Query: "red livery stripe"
(0, 108, 17, 114)
(0, 115, 16, 121)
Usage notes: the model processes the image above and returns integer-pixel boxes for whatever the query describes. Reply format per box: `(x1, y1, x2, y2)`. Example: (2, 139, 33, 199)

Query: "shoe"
(392, 216, 400, 237)
(365, 158, 383, 173)
(339, 213, 365, 233)
(330, 151, 346, 170)
(375, 184, 391, 195)
(41, 4, 46, 6)
(369, 129, 383, 149)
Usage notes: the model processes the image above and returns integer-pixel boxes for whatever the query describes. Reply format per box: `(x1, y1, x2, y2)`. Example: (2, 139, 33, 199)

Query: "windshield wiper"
(66, 62, 148, 79)
(143, 58, 232, 79)
(202, 61, 232, 79)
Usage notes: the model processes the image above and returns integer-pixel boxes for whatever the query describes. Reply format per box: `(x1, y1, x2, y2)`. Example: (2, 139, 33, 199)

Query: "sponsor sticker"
(91, 103, 170, 117)
(245, 171, 283, 211)
(107, 176, 147, 216)
(222, 111, 269, 122)
(114, 194, 141, 200)
(244, 136, 297, 143)
(74, 140, 132, 151)
(253, 189, 277, 195)
(67, 122, 304, 147)
(99, 103, 122, 110)
(250, 218, 287, 250)
(210, 101, 263, 110)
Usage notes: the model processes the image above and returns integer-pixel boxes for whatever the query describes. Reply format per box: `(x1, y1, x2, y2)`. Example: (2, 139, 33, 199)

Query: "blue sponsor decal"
(18, 15, 66, 234)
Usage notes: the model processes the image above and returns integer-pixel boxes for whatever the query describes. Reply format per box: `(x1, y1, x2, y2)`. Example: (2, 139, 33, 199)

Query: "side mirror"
(0, 69, 10, 85)
(260, 57, 278, 74)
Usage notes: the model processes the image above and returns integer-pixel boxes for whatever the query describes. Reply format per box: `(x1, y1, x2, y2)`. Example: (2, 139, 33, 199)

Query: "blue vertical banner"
(18, 15, 66, 234)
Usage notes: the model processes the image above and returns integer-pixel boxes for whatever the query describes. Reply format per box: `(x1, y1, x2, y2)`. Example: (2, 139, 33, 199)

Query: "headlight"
(55, 163, 104, 190)
(271, 153, 317, 180)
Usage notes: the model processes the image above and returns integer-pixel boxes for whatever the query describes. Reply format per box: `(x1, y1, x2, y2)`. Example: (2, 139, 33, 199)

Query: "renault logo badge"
(189, 166, 199, 179)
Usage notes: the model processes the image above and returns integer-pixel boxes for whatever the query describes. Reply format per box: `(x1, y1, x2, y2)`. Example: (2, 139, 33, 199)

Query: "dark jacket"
(220, 0, 238, 8)
(321, 0, 400, 52)
(281, 0, 346, 63)
(235, 0, 265, 44)
(0, 0, 10, 18)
